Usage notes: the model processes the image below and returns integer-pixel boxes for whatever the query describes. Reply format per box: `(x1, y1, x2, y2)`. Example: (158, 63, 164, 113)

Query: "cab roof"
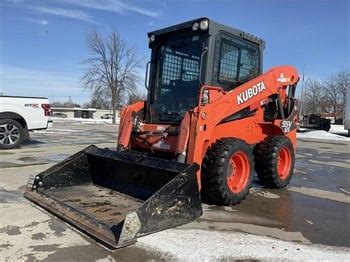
(148, 17, 265, 48)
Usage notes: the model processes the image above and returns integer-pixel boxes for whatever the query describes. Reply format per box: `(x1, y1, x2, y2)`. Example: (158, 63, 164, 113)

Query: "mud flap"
(24, 145, 202, 248)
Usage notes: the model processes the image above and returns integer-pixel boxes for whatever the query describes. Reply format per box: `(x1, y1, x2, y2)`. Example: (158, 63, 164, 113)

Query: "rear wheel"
(254, 136, 295, 188)
(0, 119, 24, 149)
(201, 138, 254, 205)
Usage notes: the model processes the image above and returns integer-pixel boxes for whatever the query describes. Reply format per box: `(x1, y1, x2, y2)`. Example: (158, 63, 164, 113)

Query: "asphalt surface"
(0, 120, 349, 261)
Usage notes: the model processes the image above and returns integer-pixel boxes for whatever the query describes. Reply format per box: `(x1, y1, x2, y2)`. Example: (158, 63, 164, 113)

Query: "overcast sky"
(0, 0, 349, 104)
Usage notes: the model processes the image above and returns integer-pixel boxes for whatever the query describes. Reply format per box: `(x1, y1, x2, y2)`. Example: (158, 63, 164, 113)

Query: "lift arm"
(187, 66, 299, 167)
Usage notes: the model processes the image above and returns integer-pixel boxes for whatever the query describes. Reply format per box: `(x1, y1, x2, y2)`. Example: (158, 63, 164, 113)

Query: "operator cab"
(146, 18, 265, 124)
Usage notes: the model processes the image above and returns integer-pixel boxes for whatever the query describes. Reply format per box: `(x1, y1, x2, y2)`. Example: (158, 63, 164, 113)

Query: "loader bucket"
(24, 145, 202, 248)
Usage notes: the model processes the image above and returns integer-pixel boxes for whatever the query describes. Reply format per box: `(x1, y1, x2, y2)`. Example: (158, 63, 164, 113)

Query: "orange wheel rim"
(227, 151, 250, 193)
(277, 147, 292, 179)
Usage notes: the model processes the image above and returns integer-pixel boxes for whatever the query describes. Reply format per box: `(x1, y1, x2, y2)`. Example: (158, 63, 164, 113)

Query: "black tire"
(0, 119, 25, 149)
(201, 138, 254, 205)
(254, 136, 295, 188)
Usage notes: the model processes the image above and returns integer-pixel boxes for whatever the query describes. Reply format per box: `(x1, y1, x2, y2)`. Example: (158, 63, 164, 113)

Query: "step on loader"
(25, 18, 299, 249)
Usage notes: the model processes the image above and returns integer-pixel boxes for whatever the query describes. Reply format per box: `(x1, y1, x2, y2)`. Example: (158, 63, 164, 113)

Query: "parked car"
(101, 113, 113, 119)
(52, 112, 67, 118)
(0, 95, 52, 149)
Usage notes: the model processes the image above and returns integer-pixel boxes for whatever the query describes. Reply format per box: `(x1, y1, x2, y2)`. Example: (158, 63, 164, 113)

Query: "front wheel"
(201, 138, 254, 205)
(254, 136, 295, 188)
(0, 119, 25, 149)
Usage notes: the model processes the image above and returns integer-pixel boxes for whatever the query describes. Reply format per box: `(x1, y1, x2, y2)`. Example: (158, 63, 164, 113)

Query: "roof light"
(192, 22, 199, 31)
(199, 19, 209, 30)
(149, 34, 155, 43)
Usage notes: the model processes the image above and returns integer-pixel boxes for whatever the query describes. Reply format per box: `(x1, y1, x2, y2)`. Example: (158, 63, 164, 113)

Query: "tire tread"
(254, 136, 295, 188)
(202, 138, 253, 205)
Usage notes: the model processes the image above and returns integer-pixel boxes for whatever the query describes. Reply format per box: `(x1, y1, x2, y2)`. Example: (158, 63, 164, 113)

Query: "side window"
(214, 33, 260, 89)
(218, 39, 239, 82)
(239, 48, 259, 82)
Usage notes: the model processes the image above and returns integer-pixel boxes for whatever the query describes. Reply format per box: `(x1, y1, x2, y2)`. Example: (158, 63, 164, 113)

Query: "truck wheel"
(201, 138, 254, 205)
(0, 119, 24, 149)
(254, 136, 295, 188)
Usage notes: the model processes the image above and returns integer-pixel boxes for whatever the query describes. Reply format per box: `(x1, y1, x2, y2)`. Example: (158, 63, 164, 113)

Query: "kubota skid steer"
(25, 18, 299, 249)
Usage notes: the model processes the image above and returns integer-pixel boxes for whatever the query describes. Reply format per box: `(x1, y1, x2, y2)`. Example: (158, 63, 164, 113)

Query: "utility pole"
(299, 63, 306, 119)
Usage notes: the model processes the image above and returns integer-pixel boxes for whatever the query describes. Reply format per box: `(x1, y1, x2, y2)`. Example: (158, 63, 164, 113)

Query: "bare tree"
(82, 31, 141, 124)
(52, 100, 80, 108)
(322, 74, 347, 121)
(333, 71, 350, 118)
(303, 78, 323, 115)
(84, 89, 112, 109)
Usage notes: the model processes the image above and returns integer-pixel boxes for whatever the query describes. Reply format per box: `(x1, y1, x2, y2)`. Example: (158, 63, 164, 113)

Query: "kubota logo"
(237, 81, 266, 105)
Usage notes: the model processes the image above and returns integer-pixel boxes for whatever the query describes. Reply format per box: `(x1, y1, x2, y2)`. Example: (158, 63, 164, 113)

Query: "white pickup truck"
(0, 95, 52, 149)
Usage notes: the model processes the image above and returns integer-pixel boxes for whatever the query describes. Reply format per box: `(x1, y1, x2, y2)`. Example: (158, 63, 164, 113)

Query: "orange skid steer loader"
(25, 18, 299, 248)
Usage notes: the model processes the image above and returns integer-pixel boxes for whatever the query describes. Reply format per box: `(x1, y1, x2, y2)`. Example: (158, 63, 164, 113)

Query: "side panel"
(209, 117, 266, 147)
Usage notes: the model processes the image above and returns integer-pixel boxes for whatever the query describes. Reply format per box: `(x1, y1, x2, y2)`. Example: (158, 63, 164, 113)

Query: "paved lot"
(0, 121, 349, 261)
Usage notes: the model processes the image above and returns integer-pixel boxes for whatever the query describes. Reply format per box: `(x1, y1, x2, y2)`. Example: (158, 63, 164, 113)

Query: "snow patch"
(253, 190, 280, 199)
(297, 130, 350, 141)
(34, 128, 80, 134)
(298, 125, 349, 142)
(52, 117, 118, 124)
(137, 228, 349, 261)
(330, 124, 348, 136)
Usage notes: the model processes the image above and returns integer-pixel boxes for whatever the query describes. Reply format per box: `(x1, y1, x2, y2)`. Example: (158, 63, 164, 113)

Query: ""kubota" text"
(237, 81, 266, 105)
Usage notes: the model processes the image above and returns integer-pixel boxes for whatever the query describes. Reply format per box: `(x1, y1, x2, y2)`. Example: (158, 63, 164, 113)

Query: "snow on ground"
(297, 130, 350, 142)
(33, 128, 83, 135)
(330, 124, 349, 136)
(297, 125, 349, 142)
(51, 117, 118, 124)
(137, 228, 349, 261)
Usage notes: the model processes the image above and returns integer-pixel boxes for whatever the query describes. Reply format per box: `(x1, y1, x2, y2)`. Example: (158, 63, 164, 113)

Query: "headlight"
(199, 19, 209, 30)
(192, 22, 199, 31)
(149, 34, 155, 42)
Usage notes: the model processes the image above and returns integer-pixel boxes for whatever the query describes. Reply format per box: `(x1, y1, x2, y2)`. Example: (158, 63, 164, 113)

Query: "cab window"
(213, 33, 260, 90)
